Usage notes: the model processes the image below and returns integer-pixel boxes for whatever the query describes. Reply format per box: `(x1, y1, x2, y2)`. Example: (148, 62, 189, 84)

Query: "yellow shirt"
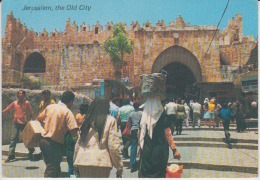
(37, 101, 78, 144)
(39, 99, 55, 112)
(208, 103, 216, 112)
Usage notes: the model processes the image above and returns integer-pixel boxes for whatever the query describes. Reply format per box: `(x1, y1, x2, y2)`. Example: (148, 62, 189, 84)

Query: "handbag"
(122, 121, 131, 137)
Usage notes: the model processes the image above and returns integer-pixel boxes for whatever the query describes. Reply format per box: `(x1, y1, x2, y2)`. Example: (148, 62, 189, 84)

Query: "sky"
(1, 0, 258, 39)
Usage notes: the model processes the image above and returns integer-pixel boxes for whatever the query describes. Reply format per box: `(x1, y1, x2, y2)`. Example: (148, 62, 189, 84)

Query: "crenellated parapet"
(219, 14, 254, 46)
(2, 11, 257, 88)
(5, 12, 255, 52)
(3, 12, 256, 51)
(2, 11, 35, 51)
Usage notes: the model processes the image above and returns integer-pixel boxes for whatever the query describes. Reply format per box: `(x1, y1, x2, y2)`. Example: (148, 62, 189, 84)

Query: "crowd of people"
(2, 89, 258, 178)
(163, 96, 258, 141)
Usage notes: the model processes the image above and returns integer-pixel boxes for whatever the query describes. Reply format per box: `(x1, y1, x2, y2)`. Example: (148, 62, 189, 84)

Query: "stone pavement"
(1, 125, 259, 178)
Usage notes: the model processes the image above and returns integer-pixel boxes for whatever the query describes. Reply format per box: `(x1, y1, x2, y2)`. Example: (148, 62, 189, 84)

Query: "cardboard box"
(21, 120, 44, 148)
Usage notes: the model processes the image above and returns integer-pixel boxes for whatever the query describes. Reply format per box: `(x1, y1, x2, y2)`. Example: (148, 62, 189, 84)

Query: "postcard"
(1, 0, 258, 178)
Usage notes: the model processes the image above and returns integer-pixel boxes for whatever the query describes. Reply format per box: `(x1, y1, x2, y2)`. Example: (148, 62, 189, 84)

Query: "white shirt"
(192, 102, 202, 114)
(164, 102, 177, 115)
(184, 105, 190, 114)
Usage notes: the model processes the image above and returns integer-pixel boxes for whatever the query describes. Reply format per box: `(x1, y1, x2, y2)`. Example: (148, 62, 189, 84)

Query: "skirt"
(203, 111, 210, 119)
(78, 166, 111, 178)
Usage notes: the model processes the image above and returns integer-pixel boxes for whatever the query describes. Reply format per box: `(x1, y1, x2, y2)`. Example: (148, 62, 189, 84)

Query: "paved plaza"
(2, 124, 258, 178)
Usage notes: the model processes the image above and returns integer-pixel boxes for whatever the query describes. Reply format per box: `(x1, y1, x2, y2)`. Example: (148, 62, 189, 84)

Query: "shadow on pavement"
(14, 157, 30, 161)
(60, 172, 68, 178)
(25, 166, 39, 170)
(174, 133, 189, 136)
(223, 138, 238, 144)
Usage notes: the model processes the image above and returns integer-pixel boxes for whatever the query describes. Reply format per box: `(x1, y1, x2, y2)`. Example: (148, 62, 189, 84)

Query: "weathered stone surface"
(2, 13, 256, 88)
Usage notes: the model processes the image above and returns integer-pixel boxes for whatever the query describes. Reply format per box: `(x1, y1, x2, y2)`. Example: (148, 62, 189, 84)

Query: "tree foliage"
(103, 23, 133, 80)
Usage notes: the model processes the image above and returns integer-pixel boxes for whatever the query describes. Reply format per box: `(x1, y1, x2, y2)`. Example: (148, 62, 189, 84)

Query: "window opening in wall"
(24, 52, 46, 73)
(95, 27, 98, 34)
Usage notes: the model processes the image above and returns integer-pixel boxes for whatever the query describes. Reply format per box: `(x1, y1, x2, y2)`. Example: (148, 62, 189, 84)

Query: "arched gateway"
(152, 45, 202, 99)
(23, 52, 46, 73)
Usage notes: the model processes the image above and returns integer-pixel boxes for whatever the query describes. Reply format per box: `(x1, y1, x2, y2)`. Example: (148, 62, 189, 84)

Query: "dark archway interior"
(24, 52, 46, 73)
(162, 62, 196, 99)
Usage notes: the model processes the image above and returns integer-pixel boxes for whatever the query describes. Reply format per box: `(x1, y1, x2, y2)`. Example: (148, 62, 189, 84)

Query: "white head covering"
(204, 98, 209, 104)
(228, 102, 232, 107)
(139, 95, 164, 149)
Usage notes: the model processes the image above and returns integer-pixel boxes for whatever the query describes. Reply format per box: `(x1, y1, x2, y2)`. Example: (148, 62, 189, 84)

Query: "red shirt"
(3, 100, 32, 124)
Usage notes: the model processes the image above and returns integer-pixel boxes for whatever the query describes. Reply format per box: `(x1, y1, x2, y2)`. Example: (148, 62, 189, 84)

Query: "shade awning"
(233, 70, 258, 86)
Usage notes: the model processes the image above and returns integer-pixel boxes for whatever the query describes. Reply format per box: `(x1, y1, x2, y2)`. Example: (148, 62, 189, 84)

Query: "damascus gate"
(2, 12, 257, 100)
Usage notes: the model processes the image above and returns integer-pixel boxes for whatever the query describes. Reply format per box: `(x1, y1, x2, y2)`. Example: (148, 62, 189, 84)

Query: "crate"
(20, 120, 44, 148)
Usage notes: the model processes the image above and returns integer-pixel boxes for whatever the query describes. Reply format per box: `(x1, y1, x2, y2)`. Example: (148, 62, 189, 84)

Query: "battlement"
(2, 11, 254, 51)
(4, 12, 219, 38)
(2, 12, 256, 89)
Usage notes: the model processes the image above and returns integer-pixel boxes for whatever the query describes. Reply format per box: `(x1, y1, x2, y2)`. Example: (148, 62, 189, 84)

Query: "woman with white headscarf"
(138, 95, 181, 178)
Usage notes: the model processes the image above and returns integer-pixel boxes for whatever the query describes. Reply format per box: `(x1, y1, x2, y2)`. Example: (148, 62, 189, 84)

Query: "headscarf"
(204, 98, 209, 104)
(139, 95, 164, 149)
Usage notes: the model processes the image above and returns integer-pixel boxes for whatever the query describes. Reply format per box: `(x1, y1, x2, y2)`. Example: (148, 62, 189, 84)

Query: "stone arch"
(220, 50, 230, 65)
(23, 52, 46, 73)
(152, 45, 202, 82)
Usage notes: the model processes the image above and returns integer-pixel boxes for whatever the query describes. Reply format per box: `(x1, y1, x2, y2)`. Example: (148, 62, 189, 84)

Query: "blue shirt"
(109, 103, 119, 119)
(118, 104, 134, 122)
(219, 108, 233, 121)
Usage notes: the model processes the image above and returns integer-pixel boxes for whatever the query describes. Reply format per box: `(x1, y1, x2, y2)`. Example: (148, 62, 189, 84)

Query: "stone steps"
(2, 129, 258, 177)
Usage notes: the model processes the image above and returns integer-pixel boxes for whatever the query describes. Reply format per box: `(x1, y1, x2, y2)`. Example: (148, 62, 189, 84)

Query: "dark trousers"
(40, 137, 64, 177)
(130, 129, 138, 167)
(236, 117, 243, 132)
(167, 114, 176, 134)
(222, 120, 230, 139)
(66, 151, 74, 177)
(120, 122, 131, 157)
(176, 118, 183, 134)
(236, 117, 246, 132)
(9, 123, 35, 156)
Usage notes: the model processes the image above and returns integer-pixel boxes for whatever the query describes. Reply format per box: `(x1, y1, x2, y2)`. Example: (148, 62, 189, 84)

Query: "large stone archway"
(152, 45, 202, 98)
(152, 45, 202, 81)
(23, 52, 46, 73)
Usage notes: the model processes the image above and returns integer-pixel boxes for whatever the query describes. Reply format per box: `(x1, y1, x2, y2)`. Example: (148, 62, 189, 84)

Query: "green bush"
(20, 75, 44, 89)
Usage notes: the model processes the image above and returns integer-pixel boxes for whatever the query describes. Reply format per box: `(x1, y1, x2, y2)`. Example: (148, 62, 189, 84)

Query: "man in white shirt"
(192, 99, 202, 128)
(164, 99, 177, 134)
(184, 103, 190, 127)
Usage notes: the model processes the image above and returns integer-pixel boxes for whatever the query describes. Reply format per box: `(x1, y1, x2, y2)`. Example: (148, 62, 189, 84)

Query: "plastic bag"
(166, 164, 183, 178)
